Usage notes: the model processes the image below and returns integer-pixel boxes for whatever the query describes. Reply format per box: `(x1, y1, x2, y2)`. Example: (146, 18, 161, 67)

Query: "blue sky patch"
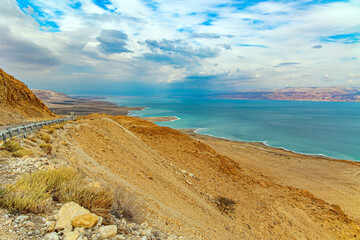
(238, 44, 269, 48)
(69, 2, 82, 9)
(322, 32, 360, 44)
(16, 0, 60, 32)
(142, 0, 159, 10)
(92, 0, 112, 10)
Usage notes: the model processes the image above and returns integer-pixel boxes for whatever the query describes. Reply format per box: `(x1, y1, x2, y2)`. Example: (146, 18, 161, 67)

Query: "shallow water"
(105, 97, 360, 161)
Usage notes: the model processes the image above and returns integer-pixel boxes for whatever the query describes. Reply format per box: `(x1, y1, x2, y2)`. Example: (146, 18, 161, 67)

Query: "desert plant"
(58, 180, 113, 217)
(0, 141, 33, 157)
(110, 189, 144, 223)
(0, 167, 114, 216)
(37, 132, 51, 143)
(39, 143, 52, 155)
(215, 196, 236, 214)
(28, 137, 38, 143)
(1, 141, 21, 152)
(12, 149, 33, 158)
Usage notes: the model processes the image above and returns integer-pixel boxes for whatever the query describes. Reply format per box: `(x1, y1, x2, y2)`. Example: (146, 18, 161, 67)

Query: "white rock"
(99, 225, 117, 239)
(64, 230, 81, 240)
(55, 202, 90, 230)
(15, 215, 29, 222)
(113, 235, 125, 240)
(45, 232, 60, 240)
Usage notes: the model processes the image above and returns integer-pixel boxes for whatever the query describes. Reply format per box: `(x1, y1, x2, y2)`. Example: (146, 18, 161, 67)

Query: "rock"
(15, 215, 29, 222)
(64, 230, 81, 240)
(46, 222, 56, 233)
(76, 227, 85, 233)
(25, 221, 36, 227)
(140, 221, 149, 228)
(99, 225, 118, 239)
(45, 232, 60, 240)
(113, 235, 125, 240)
(71, 213, 99, 229)
(5, 220, 12, 225)
(55, 202, 90, 230)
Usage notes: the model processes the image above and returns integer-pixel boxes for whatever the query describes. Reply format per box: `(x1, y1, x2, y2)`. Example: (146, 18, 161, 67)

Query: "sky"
(0, 0, 359, 95)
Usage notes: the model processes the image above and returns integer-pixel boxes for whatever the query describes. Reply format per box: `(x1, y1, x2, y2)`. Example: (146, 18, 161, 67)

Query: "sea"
(104, 97, 360, 162)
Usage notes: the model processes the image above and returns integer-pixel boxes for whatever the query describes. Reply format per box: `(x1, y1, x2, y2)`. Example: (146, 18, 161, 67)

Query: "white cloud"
(0, 0, 359, 93)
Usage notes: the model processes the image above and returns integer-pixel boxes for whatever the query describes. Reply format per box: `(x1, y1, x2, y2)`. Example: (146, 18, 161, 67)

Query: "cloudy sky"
(0, 0, 359, 95)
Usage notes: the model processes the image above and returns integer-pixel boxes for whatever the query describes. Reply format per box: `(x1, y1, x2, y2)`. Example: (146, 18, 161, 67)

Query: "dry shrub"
(0, 167, 113, 216)
(0, 141, 33, 158)
(28, 137, 38, 143)
(0, 167, 74, 213)
(47, 128, 55, 134)
(39, 143, 52, 155)
(12, 149, 33, 158)
(111, 188, 144, 223)
(1, 141, 21, 152)
(215, 196, 236, 214)
(37, 132, 51, 143)
(59, 182, 113, 217)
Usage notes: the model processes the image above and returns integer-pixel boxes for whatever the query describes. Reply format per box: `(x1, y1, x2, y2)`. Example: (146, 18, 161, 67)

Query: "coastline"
(180, 128, 360, 165)
(175, 128, 360, 221)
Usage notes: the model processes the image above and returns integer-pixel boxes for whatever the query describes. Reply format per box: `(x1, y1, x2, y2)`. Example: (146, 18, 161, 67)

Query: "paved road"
(0, 117, 74, 143)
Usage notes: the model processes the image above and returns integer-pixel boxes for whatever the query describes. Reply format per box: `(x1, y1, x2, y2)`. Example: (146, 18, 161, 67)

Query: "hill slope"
(213, 86, 360, 102)
(52, 114, 360, 239)
(0, 68, 56, 126)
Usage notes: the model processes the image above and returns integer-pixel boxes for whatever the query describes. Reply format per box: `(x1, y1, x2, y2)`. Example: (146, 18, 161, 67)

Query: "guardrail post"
(17, 128, 20, 138)
(30, 125, 33, 134)
(9, 130, 12, 141)
(2, 132, 6, 143)
(24, 126, 27, 138)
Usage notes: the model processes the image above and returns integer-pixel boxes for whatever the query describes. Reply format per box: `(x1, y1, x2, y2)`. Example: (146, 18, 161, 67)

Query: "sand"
(52, 114, 360, 240)
(140, 116, 180, 122)
(180, 129, 360, 221)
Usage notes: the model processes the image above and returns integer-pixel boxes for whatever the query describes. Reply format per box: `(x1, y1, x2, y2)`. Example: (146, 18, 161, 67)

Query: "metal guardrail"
(0, 116, 75, 144)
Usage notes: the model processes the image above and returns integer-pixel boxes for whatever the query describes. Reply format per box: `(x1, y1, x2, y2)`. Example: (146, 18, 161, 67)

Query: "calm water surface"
(105, 97, 360, 161)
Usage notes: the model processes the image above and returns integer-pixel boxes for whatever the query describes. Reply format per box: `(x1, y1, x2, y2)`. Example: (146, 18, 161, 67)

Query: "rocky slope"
(0, 68, 56, 126)
(51, 114, 359, 240)
(1, 114, 359, 239)
(213, 86, 360, 102)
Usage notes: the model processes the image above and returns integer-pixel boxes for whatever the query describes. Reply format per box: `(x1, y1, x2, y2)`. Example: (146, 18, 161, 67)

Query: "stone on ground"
(71, 213, 99, 229)
(99, 225, 118, 239)
(55, 202, 90, 230)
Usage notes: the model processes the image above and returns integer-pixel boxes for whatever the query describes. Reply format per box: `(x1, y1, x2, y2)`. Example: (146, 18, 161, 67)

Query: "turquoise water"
(105, 97, 360, 161)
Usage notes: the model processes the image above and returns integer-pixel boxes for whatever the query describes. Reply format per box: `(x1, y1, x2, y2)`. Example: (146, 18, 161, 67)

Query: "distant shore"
(140, 116, 180, 122)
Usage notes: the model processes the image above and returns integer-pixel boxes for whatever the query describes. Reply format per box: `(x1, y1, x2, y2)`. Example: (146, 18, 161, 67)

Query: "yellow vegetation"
(39, 143, 52, 155)
(0, 167, 113, 216)
(37, 132, 51, 143)
(0, 141, 33, 158)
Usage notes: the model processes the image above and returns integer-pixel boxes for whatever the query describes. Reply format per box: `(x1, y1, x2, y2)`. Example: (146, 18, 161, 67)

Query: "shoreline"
(96, 97, 359, 163)
(179, 128, 360, 166)
(126, 108, 359, 163)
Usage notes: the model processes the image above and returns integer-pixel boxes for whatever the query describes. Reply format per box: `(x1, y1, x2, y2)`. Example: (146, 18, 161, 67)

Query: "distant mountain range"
(212, 87, 360, 102)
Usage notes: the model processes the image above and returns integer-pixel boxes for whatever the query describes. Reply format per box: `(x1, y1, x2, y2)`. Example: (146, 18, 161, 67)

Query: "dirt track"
(52, 114, 360, 239)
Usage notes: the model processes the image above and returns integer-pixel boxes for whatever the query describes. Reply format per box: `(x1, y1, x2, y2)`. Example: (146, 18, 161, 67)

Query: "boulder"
(71, 213, 99, 229)
(55, 202, 90, 230)
(64, 230, 81, 240)
(99, 225, 118, 239)
(45, 232, 60, 240)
